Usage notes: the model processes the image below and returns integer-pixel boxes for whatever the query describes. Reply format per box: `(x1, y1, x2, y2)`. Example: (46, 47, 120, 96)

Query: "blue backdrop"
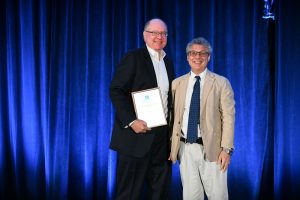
(0, 0, 299, 199)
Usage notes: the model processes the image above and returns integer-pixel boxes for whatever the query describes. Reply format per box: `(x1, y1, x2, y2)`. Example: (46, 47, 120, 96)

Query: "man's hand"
(217, 151, 231, 172)
(168, 154, 172, 161)
(168, 154, 177, 164)
(130, 119, 151, 133)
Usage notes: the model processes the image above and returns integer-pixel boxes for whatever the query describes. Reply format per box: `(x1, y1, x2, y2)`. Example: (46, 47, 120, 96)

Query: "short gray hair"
(186, 37, 213, 54)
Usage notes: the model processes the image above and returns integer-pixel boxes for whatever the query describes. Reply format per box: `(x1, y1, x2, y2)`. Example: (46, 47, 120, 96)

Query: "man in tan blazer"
(169, 37, 235, 200)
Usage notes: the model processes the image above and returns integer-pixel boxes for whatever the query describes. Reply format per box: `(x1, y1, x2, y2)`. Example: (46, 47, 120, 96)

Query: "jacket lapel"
(178, 74, 189, 118)
(142, 48, 158, 86)
(201, 70, 214, 115)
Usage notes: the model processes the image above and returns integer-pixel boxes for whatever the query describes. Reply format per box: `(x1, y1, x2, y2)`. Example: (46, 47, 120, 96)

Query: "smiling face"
(187, 44, 211, 74)
(143, 19, 168, 52)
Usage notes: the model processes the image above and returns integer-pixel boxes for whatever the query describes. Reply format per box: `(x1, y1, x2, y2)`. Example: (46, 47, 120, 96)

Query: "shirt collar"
(146, 45, 166, 60)
(190, 68, 207, 80)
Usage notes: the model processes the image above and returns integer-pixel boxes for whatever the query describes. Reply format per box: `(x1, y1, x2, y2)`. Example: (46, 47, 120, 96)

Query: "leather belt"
(180, 137, 203, 145)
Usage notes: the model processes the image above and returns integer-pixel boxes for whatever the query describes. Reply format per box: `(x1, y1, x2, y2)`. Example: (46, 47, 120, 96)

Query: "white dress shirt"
(181, 68, 207, 138)
(146, 45, 169, 118)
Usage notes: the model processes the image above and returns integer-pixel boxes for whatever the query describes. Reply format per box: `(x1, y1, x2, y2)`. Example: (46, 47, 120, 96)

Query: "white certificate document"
(131, 87, 167, 128)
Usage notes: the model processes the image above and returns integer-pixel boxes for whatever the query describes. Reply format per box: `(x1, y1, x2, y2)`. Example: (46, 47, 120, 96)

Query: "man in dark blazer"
(109, 18, 174, 200)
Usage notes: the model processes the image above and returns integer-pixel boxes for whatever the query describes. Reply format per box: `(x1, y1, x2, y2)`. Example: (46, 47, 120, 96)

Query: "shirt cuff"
(125, 120, 136, 128)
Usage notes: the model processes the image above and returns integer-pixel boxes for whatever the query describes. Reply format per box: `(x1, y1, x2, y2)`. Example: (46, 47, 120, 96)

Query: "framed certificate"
(131, 87, 167, 128)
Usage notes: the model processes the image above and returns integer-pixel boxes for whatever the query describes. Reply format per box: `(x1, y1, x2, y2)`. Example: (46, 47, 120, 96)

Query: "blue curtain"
(1, 0, 299, 199)
(275, 0, 300, 199)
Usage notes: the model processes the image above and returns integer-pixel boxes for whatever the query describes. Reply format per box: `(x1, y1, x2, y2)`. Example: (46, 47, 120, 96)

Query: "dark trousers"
(115, 126, 172, 200)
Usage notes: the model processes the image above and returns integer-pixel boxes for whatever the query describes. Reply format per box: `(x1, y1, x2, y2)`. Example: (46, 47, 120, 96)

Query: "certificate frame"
(131, 87, 167, 128)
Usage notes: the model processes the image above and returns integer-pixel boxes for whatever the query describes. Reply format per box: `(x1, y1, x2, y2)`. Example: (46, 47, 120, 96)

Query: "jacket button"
(178, 121, 180, 124)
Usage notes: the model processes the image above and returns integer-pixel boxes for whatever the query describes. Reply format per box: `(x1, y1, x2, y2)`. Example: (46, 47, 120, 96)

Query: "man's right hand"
(130, 119, 151, 133)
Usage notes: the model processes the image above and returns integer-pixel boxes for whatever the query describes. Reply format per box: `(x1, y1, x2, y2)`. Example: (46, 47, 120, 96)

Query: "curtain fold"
(275, 0, 300, 199)
(1, 0, 299, 199)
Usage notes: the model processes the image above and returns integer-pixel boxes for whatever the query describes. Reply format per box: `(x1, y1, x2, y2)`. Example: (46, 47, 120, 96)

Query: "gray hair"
(186, 37, 213, 54)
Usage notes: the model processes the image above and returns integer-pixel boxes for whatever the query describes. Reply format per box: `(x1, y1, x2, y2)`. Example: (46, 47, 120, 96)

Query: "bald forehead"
(144, 19, 167, 31)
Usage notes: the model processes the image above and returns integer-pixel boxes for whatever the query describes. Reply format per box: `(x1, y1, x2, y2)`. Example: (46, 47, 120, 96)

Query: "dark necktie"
(187, 76, 200, 143)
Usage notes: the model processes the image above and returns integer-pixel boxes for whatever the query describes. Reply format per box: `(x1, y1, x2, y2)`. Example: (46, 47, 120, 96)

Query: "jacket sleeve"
(220, 78, 236, 149)
(109, 52, 137, 128)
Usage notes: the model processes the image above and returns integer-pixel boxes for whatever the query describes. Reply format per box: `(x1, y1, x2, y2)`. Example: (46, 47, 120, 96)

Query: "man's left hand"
(217, 151, 231, 172)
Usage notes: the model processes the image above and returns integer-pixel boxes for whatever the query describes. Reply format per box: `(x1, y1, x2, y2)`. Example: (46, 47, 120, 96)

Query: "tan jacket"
(170, 70, 235, 163)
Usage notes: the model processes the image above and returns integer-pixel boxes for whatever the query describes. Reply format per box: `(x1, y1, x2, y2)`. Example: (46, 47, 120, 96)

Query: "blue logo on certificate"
(144, 95, 150, 101)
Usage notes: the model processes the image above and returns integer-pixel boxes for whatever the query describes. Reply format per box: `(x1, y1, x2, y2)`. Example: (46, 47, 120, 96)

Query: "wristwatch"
(222, 147, 234, 156)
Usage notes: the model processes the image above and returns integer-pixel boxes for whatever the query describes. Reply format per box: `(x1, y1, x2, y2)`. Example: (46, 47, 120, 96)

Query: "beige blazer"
(170, 70, 235, 163)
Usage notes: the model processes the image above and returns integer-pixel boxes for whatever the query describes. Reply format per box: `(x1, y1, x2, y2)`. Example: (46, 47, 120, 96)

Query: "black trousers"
(115, 126, 172, 200)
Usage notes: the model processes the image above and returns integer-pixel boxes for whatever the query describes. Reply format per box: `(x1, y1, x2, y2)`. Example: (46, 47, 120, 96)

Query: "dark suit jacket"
(109, 47, 174, 158)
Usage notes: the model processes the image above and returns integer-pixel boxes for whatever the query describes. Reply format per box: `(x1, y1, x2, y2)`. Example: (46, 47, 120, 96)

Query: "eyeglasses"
(188, 51, 210, 57)
(145, 30, 168, 38)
